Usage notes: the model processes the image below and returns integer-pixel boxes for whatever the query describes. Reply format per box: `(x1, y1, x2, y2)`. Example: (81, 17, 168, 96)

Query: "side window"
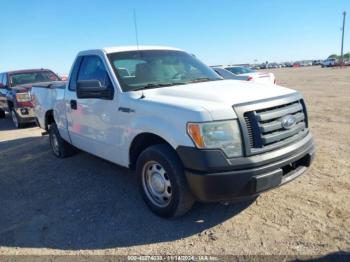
(77, 56, 112, 88)
(0, 74, 3, 86)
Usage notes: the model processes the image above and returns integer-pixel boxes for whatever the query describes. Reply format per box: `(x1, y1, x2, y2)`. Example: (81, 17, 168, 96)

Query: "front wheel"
(136, 144, 195, 218)
(11, 109, 22, 128)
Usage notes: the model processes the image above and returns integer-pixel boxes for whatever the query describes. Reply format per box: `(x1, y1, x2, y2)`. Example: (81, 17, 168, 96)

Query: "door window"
(77, 56, 112, 88)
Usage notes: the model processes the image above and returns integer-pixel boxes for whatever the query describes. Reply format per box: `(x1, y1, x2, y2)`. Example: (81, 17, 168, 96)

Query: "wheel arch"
(129, 132, 175, 170)
(45, 110, 55, 130)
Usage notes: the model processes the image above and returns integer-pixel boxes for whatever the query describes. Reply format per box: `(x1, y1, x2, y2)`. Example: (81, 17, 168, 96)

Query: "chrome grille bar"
(261, 122, 306, 144)
(259, 112, 305, 133)
(255, 102, 303, 122)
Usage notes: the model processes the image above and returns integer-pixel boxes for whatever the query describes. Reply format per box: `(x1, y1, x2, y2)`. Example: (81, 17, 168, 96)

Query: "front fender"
(130, 115, 194, 149)
(120, 115, 195, 166)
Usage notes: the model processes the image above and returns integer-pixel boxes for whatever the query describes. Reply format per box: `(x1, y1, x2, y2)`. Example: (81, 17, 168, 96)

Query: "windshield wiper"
(188, 77, 222, 83)
(132, 82, 186, 91)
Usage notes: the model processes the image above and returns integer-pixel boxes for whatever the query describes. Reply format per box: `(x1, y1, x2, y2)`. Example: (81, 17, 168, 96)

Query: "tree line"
(328, 53, 350, 60)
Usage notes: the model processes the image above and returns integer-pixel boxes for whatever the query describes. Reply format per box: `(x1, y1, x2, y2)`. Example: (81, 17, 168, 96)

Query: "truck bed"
(31, 81, 67, 130)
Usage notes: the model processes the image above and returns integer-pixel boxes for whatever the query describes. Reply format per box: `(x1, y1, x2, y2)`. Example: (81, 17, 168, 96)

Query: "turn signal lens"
(187, 123, 204, 148)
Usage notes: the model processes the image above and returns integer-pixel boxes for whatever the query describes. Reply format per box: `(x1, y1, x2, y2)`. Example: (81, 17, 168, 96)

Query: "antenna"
(133, 8, 139, 50)
(133, 8, 145, 99)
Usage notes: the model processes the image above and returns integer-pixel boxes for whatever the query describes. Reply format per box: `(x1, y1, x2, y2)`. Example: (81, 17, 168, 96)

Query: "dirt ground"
(0, 66, 349, 257)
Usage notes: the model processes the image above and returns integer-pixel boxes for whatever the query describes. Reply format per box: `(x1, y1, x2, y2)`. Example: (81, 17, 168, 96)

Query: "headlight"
(187, 120, 243, 157)
(16, 92, 32, 102)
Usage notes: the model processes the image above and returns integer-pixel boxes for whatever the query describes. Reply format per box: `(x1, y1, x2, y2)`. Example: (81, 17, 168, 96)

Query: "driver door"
(66, 55, 122, 163)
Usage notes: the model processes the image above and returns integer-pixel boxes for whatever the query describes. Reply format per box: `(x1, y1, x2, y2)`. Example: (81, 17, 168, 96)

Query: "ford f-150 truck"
(32, 46, 315, 217)
(0, 69, 60, 128)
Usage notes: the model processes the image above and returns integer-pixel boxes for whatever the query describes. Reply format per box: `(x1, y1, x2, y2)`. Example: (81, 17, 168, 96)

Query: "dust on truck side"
(32, 46, 315, 217)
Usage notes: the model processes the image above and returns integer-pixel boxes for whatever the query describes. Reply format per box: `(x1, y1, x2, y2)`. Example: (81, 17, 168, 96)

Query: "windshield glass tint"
(107, 50, 222, 92)
(225, 67, 255, 75)
(10, 71, 59, 86)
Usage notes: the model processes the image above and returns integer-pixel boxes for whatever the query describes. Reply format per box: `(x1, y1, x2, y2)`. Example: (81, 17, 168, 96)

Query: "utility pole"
(340, 11, 346, 64)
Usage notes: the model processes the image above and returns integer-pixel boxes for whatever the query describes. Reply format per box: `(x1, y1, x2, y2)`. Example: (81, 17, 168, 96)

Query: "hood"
(11, 83, 33, 93)
(140, 80, 297, 120)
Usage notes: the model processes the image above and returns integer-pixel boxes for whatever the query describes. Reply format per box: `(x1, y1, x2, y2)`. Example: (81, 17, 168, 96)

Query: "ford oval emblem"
(281, 115, 296, 129)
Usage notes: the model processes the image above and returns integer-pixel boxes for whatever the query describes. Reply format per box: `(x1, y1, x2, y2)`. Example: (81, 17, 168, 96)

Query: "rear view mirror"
(76, 80, 114, 100)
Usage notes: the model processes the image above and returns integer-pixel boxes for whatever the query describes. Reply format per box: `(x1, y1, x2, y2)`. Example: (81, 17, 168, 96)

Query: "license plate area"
(253, 169, 282, 193)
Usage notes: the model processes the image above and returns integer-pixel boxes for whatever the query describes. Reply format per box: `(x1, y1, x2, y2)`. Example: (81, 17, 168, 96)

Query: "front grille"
(241, 99, 308, 153)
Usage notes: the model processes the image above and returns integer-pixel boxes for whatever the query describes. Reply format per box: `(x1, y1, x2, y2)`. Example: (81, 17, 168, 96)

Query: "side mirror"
(76, 80, 114, 100)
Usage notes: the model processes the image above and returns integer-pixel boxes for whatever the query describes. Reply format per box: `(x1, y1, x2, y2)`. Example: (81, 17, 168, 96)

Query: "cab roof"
(78, 46, 183, 56)
(102, 46, 182, 54)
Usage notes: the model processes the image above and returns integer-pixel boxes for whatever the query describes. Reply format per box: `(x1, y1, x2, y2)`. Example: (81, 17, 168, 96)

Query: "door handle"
(70, 100, 77, 110)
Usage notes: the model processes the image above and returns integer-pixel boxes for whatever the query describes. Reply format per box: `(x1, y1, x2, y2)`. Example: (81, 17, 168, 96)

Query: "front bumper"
(15, 107, 36, 122)
(177, 133, 315, 202)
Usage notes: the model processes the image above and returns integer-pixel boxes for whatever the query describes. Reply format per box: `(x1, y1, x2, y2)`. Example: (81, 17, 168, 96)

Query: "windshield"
(225, 66, 255, 75)
(9, 71, 60, 87)
(107, 50, 222, 92)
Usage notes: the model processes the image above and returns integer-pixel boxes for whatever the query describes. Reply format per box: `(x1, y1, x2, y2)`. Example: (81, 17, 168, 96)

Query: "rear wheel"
(49, 123, 77, 158)
(11, 109, 23, 128)
(136, 144, 195, 217)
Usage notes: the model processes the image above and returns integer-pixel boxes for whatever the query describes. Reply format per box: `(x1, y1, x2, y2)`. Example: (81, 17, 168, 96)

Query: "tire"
(49, 123, 77, 158)
(136, 144, 195, 218)
(11, 109, 23, 128)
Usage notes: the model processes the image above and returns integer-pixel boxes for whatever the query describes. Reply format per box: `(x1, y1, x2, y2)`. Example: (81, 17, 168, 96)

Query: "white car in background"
(214, 66, 276, 84)
(211, 67, 246, 81)
(321, 58, 337, 67)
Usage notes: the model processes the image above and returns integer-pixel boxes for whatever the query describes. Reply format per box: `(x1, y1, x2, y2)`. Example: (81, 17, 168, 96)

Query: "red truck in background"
(0, 69, 60, 128)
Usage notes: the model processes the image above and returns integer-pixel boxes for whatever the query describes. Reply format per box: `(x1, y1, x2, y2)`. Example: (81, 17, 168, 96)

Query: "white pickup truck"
(32, 46, 315, 217)
(321, 58, 337, 67)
